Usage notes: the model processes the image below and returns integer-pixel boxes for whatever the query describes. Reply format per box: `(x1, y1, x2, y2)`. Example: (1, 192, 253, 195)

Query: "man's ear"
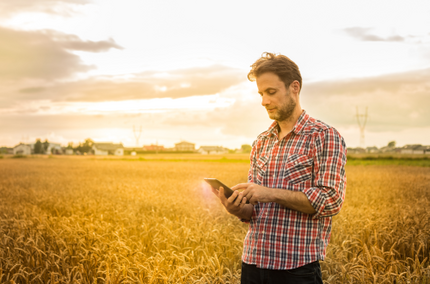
(291, 80, 301, 95)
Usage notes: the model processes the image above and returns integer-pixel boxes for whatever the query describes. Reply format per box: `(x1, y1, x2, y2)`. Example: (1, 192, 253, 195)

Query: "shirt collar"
(293, 110, 309, 135)
(262, 110, 309, 139)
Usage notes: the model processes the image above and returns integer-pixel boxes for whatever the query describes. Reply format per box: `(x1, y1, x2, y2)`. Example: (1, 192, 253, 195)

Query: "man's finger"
(242, 184, 254, 197)
(239, 197, 247, 209)
(245, 193, 252, 204)
(227, 190, 239, 204)
(219, 187, 228, 203)
(233, 192, 243, 206)
(231, 183, 250, 191)
(210, 186, 219, 197)
(220, 187, 237, 205)
(249, 195, 258, 205)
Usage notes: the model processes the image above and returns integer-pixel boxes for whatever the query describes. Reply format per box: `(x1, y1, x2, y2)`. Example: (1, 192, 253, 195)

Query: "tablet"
(204, 178, 234, 198)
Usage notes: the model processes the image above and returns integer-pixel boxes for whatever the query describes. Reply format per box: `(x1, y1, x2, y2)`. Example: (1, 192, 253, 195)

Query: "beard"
(269, 91, 296, 122)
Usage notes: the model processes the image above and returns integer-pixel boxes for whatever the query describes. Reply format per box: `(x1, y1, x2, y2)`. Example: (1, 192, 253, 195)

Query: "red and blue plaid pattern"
(242, 111, 347, 270)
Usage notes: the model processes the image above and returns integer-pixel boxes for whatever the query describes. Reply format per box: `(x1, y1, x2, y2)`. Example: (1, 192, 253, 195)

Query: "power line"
(133, 125, 142, 148)
(356, 107, 368, 148)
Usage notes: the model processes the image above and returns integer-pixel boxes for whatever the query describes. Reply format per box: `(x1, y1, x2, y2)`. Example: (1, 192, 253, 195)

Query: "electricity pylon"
(133, 125, 142, 148)
(356, 107, 368, 148)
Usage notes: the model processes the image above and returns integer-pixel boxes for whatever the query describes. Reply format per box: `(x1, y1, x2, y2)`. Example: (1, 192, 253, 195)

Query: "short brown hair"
(247, 52, 302, 91)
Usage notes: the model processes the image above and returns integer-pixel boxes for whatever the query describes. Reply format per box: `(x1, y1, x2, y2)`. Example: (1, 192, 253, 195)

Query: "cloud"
(41, 30, 123, 52)
(0, 0, 91, 17)
(2, 67, 430, 148)
(2, 66, 429, 149)
(343, 27, 405, 42)
(4, 65, 245, 104)
(178, 99, 270, 139)
(0, 27, 121, 81)
(301, 68, 430, 132)
(160, 68, 430, 138)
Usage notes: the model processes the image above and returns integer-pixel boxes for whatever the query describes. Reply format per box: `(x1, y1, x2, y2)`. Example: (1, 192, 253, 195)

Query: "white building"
(346, 147, 366, 154)
(93, 143, 124, 156)
(174, 141, 195, 152)
(46, 143, 62, 154)
(366, 146, 379, 153)
(13, 143, 32, 155)
(413, 145, 430, 155)
(400, 144, 422, 154)
(13, 142, 63, 155)
(198, 146, 228, 155)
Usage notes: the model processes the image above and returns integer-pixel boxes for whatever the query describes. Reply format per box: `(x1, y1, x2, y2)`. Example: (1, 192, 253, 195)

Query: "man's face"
(256, 72, 297, 122)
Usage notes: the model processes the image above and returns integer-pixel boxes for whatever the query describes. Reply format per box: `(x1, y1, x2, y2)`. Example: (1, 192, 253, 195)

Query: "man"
(211, 52, 347, 284)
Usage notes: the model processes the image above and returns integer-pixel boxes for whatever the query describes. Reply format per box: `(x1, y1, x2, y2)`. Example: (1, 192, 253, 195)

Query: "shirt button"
(273, 174, 276, 178)
(262, 231, 265, 234)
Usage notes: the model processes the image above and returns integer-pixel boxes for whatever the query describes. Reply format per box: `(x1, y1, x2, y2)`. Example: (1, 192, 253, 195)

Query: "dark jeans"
(241, 261, 323, 284)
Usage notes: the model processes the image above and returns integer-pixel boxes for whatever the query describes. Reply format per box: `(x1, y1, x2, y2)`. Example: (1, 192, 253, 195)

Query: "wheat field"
(0, 156, 429, 283)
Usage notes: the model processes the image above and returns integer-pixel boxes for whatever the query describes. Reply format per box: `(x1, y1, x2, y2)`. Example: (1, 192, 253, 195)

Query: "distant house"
(174, 141, 195, 152)
(93, 143, 124, 156)
(13, 143, 32, 155)
(143, 144, 165, 151)
(379, 146, 396, 153)
(366, 146, 379, 153)
(65, 148, 74, 155)
(400, 144, 422, 154)
(13, 142, 63, 155)
(198, 146, 227, 155)
(46, 143, 62, 154)
(0, 147, 13, 155)
(412, 145, 430, 155)
(347, 147, 366, 154)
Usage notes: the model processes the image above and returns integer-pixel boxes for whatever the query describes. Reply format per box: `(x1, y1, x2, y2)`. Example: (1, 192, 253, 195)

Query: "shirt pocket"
(283, 154, 313, 185)
(254, 155, 268, 185)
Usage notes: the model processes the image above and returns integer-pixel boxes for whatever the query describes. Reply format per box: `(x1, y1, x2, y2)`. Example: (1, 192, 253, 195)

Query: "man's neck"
(276, 108, 303, 140)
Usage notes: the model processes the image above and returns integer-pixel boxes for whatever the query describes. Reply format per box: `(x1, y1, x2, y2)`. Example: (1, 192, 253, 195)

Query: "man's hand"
(231, 182, 317, 215)
(231, 183, 274, 205)
(210, 186, 253, 220)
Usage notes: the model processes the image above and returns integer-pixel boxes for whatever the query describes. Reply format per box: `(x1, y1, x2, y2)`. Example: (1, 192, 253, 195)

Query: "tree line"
(31, 138, 95, 154)
(67, 138, 94, 154)
(33, 139, 51, 154)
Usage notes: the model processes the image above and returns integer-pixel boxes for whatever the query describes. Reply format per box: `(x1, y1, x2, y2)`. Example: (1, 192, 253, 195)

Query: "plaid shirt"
(242, 110, 347, 270)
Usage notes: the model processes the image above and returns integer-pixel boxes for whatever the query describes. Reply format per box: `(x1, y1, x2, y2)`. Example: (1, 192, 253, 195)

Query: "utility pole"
(21, 135, 29, 144)
(133, 125, 142, 148)
(356, 107, 368, 148)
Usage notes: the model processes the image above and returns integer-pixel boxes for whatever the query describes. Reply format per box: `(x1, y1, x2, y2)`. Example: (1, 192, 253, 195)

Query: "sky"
(1, 0, 429, 149)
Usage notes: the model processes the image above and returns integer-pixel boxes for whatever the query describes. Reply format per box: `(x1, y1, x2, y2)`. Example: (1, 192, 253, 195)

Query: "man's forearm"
(234, 183, 317, 216)
(272, 189, 316, 215)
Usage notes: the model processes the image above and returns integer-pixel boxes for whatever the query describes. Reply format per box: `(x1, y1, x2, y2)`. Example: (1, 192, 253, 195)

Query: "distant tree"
(67, 142, 74, 149)
(34, 139, 43, 154)
(241, 144, 252, 153)
(387, 141, 396, 148)
(75, 138, 94, 154)
(43, 139, 49, 154)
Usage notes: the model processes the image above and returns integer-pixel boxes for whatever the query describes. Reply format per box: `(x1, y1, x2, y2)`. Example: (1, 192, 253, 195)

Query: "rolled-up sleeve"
(303, 128, 347, 219)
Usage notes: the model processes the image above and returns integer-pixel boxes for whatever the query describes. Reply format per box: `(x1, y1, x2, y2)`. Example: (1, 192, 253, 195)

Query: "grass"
(11, 154, 27, 159)
(1, 157, 430, 283)
(4, 153, 430, 166)
(346, 156, 430, 167)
